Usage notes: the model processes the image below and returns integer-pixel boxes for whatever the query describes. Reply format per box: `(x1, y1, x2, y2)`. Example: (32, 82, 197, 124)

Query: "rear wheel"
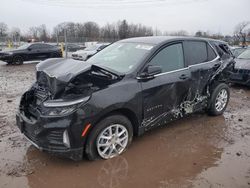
(85, 114, 133, 160)
(50, 52, 61, 58)
(208, 83, 230, 116)
(12, 55, 24, 65)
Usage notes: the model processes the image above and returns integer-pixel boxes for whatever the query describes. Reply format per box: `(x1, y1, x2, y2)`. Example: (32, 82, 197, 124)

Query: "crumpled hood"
(35, 58, 92, 98)
(36, 58, 92, 82)
(35, 58, 122, 99)
(234, 58, 250, 70)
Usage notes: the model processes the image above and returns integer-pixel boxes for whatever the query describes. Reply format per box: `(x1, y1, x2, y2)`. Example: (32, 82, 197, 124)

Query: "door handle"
(179, 74, 189, 80)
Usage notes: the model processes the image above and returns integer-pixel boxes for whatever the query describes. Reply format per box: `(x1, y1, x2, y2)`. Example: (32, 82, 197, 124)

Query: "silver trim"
(137, 56, 220, 79)
(43, 96, 90, 107)
(154, 67, 189, 77)
(24, 135, 42, 150)
(188, 56, 220, 68)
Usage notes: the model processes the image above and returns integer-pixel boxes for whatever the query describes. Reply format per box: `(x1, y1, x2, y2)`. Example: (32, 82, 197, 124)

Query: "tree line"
(0, 20, 154, 43)
(0, 20, 249, 45)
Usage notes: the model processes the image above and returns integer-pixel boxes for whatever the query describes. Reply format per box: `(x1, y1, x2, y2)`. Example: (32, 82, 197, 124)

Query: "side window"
(207, 44, 217, 61)
(30, 44, 37, 49)
(148, 43, 184, 73)
(44, 44, 53, 49)
(184, 41, 207, 66)
(31, 44, 42, 49)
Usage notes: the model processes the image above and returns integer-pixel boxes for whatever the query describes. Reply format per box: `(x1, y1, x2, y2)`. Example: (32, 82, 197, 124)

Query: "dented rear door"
(183, 40, 220, 107)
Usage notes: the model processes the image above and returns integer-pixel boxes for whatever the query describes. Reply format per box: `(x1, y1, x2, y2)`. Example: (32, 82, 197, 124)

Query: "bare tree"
(101, 23, 118, 41)
(118, 20, 129, 39)
(234, 21, 250, 46)
(28, 26, 39, 39)
(10, 27, 21, 38)
(83, 22, 100, 40)
(167, 30, 188, 36)
(0, 22, 8, 37)
(195, 30, 210, 38)
(37, 24, 49, 42)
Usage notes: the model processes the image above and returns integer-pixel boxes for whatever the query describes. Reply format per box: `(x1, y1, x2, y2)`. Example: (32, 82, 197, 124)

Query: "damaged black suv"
(16, 36, 234, 160)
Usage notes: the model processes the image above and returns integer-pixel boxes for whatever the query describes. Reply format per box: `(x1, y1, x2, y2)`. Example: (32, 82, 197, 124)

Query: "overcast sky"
(1, 0, 250, 35)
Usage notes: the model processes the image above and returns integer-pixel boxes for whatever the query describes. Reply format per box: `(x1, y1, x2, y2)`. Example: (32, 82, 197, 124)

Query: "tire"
(85, 114, 133, 161)
(12, 55, 24, 65)
(208, 83, 230, 116)
(50, 52, 61, 58)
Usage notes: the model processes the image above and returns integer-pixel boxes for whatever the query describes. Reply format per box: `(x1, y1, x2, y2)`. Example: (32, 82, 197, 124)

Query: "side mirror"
(147, 65, 162, 75)
(138, 65, 162, 80)
(27, 47, 32, 51)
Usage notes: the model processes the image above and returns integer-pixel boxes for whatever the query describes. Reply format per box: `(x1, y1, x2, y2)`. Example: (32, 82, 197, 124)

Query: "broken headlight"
(42, 105, 77, 116)
(42, 97, 90, 116)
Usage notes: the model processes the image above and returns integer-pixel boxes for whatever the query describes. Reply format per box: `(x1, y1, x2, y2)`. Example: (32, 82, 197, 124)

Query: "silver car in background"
(72, 43, 110, 61)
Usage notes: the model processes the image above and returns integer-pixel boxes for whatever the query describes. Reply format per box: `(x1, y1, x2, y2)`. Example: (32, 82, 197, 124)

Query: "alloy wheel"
(215, 89, 228, 112)
(97, 124, 128, 159)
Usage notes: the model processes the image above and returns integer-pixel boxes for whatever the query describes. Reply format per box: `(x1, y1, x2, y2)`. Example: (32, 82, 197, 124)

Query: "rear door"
(140, 42, 192, 130)
(183, 40, 219, 110)
(28, 44, 49, 60)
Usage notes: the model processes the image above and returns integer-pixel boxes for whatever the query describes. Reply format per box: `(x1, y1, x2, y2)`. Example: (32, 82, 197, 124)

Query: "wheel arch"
(94, 108, 140, 136)
(84, 107, 140, 149)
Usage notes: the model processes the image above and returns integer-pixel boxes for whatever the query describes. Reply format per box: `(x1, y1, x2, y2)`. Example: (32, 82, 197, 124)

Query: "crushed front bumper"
(16, 111, 84, 161)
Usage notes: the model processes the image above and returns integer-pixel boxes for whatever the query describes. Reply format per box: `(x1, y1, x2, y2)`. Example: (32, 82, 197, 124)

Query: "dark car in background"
(0, 43, 62, 65)
(230, 48, 250, 86)
(16, 36, 233, 161)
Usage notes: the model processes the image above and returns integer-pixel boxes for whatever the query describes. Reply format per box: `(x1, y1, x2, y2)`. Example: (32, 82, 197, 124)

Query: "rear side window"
(148, 43, 184, 73)
(30, 44, 41, 49)
(207, 44, 217, 61)
(31, 44, 49, 49)
(184, 41, 207, 66)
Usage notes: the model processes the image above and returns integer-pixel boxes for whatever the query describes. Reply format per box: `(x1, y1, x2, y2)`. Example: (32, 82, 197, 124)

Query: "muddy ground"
(0, 61, 250, 188)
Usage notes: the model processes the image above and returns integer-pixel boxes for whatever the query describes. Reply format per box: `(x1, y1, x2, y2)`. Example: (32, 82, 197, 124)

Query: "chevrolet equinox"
(16, 36, 234, 160)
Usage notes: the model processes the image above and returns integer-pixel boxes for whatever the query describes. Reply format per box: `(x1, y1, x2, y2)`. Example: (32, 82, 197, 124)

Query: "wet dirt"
(0, 61, 250, 188)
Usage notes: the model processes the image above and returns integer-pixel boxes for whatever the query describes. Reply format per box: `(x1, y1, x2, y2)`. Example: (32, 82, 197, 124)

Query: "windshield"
(87, 42, 154, 73)
(17, 43, 31, 50)
(237, 49, 250, 59)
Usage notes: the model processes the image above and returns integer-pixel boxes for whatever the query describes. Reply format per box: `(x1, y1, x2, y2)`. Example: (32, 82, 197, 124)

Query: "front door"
(28, 44, 48, 60)
(140, 42, 192, 131)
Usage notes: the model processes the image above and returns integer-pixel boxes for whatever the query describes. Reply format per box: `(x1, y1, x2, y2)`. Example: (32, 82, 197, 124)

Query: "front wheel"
(85, 114, 133, 160)
(12, 55, 24, 65)
(208, 83, 230, 116)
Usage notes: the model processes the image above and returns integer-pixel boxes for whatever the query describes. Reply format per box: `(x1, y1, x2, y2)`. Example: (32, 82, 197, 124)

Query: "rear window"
(184, 41, 207, 66)
(207, 44, 217, 61)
